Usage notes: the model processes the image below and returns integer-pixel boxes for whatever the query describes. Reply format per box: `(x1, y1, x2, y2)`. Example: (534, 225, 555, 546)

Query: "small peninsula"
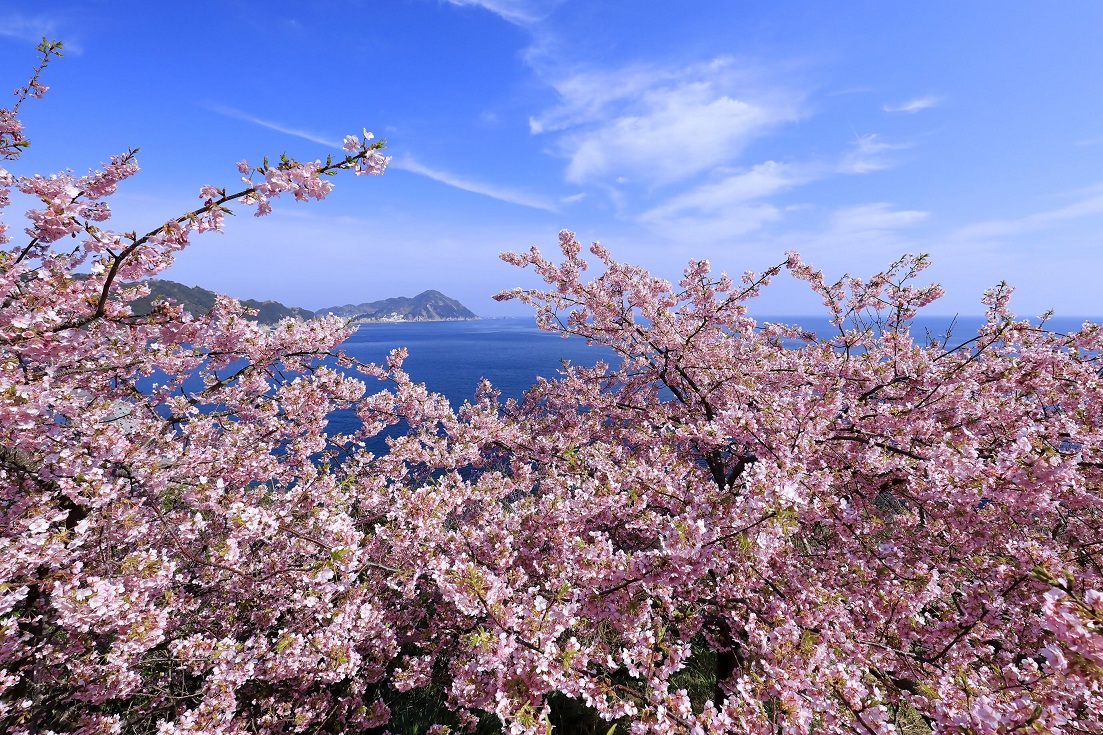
(317, 290, 479, 323)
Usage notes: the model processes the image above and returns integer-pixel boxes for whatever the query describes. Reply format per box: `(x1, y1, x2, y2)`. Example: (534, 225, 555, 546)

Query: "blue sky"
(3, 1, 1103, 317)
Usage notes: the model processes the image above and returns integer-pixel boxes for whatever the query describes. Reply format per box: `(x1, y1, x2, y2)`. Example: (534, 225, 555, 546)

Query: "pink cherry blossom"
(3, 43, 1102, 735)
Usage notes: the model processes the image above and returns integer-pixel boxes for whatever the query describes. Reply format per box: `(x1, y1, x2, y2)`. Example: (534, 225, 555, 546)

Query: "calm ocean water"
(325, 314, 1100, 441)
(325, 317, 615, 438)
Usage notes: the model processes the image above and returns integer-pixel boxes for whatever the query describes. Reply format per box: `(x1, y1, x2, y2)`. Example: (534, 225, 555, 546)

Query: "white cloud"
(643, 203, 783, 244)
(951, 187, 1103, 241)
(444, 0, 562, 26)
(642, 161, 807, 222)
(205, 104, 340, 148)
(392, 156, 558, 211)
(829, 203, 929, 232)
(658, 202, 927, 263)
(838, 133, 909, 174)
(564, 88, 783, 184)
(489, 14, 920, 251)
(883, 95, 942, 113)
(638, 161, 803, 241)
(0, 13, 81, 53)
(530, 62, 704, 133)
(0, 14, 56, 43)
(638, 142, 909, 243)
(531, 58, 802, 185)
(744, 202, 931, 280)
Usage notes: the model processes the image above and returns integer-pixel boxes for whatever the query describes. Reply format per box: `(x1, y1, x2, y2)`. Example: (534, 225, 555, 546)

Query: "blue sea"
(324, 314, 1099, 441)
(324, 317, 616, 438)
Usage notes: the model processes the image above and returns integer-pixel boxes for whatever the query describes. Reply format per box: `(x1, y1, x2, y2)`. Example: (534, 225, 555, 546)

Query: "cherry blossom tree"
(481, 235, 1103, 734)
(3, 39, 1102, 735)
(1, 40, 409, 734)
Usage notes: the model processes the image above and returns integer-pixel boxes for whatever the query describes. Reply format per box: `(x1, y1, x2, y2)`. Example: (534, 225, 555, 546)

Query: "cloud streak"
(641, 161, 807, 222)
(530, 58, 802, 185)
(838, 133, 909, 174)
(952, 187, 1103, 241)
(636, 136, 912, 243)
(207, 104, 555, 211)
(392, 156, 558, 212)
(444, 0, 562, 26)
(753, 202, 932, 276)
(0, 12, 82, 53)
(0, 14, 52, 42)
(829, 202, 929, 232)
(883, 95, 942, 113)
(204, 104, 340, 148)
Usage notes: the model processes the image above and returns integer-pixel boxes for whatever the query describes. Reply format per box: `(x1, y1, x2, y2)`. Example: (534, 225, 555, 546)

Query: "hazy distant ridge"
(318, 290, 479, 323)
(128, 280, 478, 325)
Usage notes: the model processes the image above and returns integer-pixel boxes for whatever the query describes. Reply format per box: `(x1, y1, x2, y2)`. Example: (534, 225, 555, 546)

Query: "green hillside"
(127, 280, 315, 325)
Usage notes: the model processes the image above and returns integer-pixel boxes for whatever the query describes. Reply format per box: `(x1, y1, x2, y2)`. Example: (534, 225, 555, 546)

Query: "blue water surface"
(325, 317, 617, 438)
(333, 314, 1098, 394)
(322, 313, 1102, 442)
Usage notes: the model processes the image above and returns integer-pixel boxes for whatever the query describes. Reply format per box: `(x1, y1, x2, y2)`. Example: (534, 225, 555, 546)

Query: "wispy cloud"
(838, 133, 909, 174)
(530, 58, 802, 185)
(392, 156, 558, 212)
(205, 103, 340, 147)
(882, 95, 942, 114)
(0, 14, 53, 43)
(635, 159, 806, 245)
(207, 103, 556, 211)
(752, 202, 932, 274)
(444, 0, 562, 26)
(641, 161, 807, 222)
(952, 187, 1103, 241)
(463, 7, 917, 245)
(642, 203, 783, 244)
(638, 138, 911, 242)
(0, 13, 81, 53)
(829, 203, 929, 232)
(827, 86, 874, 97)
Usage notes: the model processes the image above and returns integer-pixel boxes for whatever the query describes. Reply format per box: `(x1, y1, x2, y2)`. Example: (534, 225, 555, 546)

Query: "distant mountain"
(318, 290, 479, 323)
(127, 280, 315, 325)
(125, 281, 478, 326)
